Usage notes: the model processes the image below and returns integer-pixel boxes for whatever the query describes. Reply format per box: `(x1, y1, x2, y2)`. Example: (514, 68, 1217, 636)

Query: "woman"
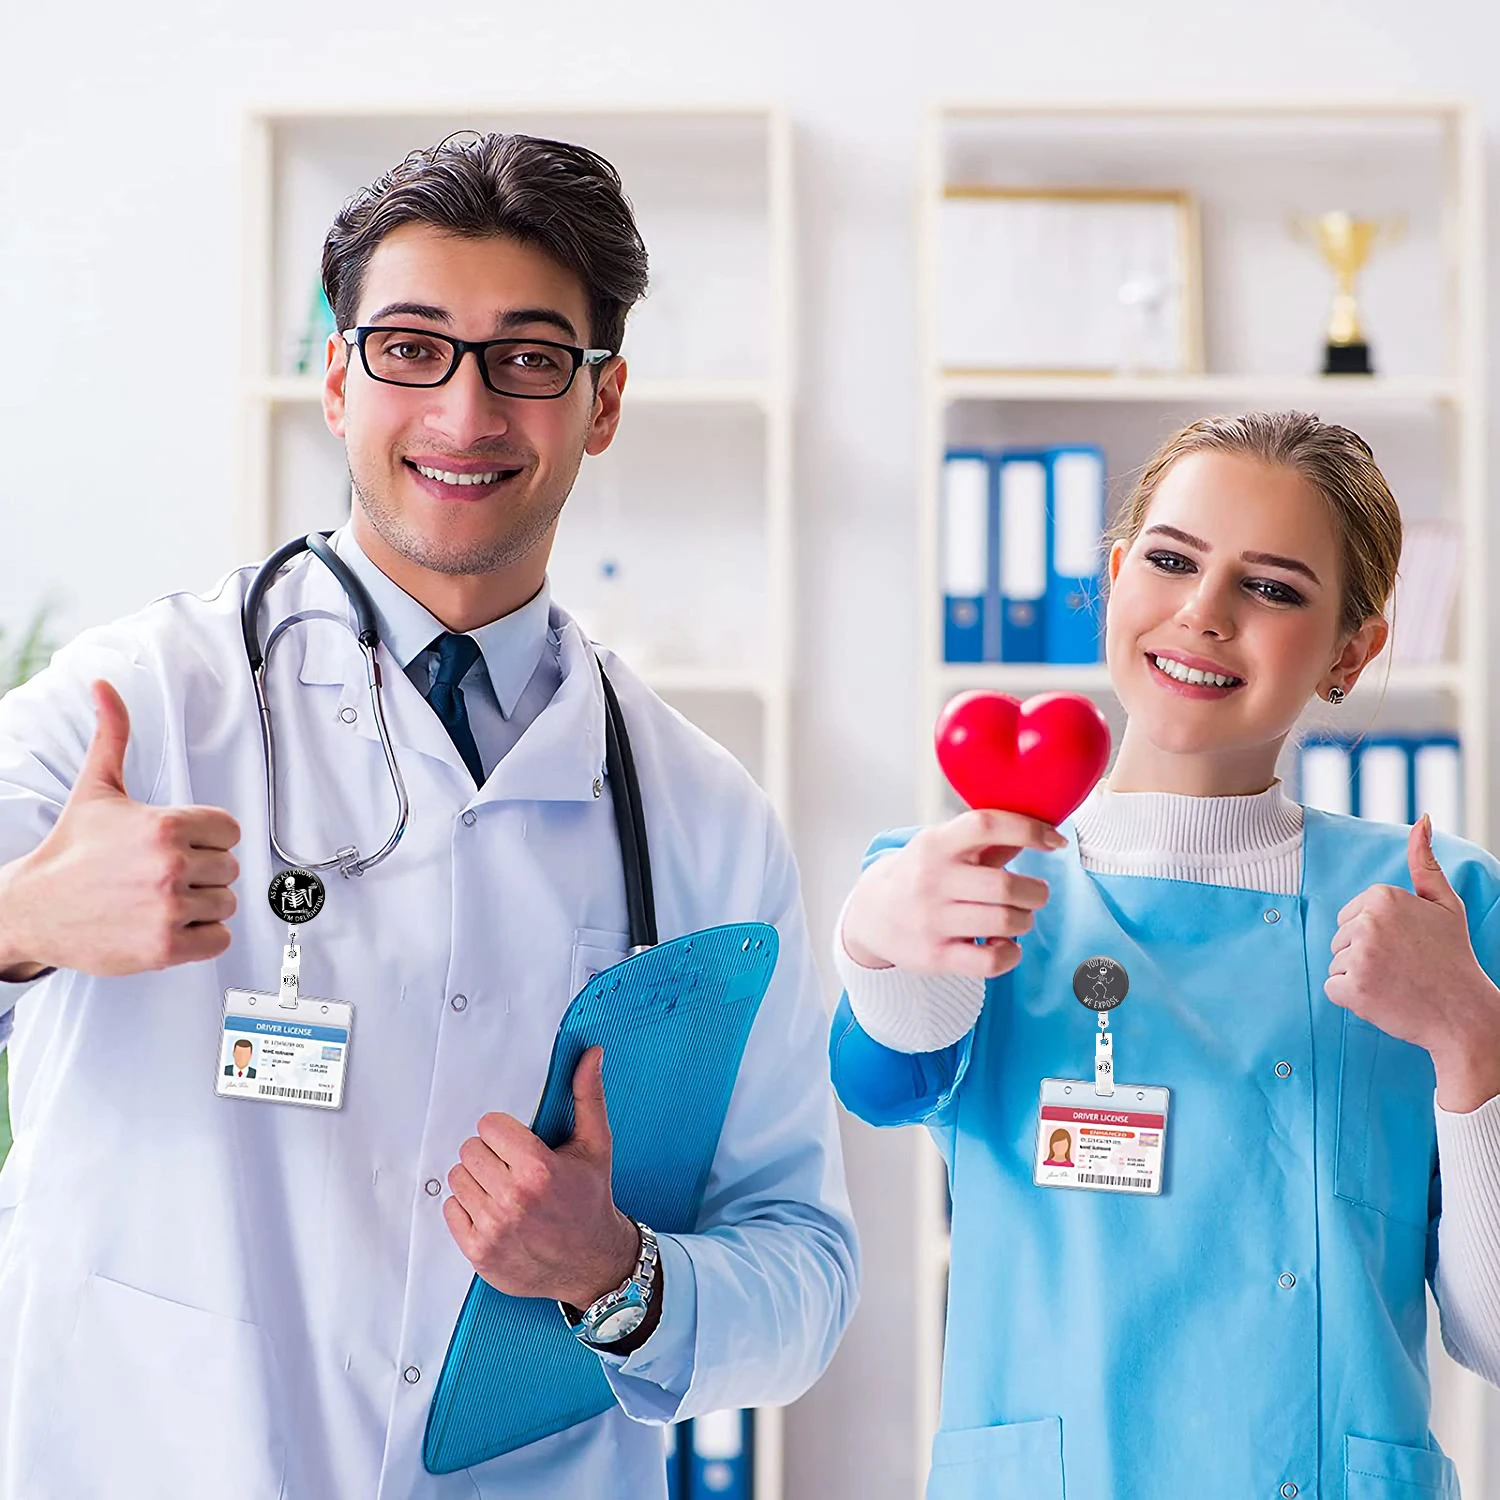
(831, 413, 1500, 1500)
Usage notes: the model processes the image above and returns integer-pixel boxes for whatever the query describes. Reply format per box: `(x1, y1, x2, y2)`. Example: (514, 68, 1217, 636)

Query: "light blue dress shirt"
(333, 529, 560, 782)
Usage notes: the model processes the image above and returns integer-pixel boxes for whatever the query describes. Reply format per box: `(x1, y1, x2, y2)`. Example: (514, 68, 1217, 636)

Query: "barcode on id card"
(261, 1085, 334, 1104)
(1076, 1172, 1152, 1188)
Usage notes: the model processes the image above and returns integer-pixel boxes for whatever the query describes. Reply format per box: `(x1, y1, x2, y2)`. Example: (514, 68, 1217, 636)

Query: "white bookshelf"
(252, 373, 777, 410)
(240, 102, 792, 1500)
(915, 100, 1489, 1498)
(940, 372, 1465, 406)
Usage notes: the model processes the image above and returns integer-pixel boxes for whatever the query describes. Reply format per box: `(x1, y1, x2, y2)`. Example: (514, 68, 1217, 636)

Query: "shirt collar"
(332, 525, 552, 719)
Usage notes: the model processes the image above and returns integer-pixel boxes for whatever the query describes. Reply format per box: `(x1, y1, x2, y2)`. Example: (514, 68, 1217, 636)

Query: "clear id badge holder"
(216, 868, 353, 1111)
(1033, 956, 1170, 1196)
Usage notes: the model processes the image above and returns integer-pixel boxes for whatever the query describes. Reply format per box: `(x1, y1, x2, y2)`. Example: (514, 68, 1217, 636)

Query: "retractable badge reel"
(1032, 957, 1170, 1196)
(216, 868, 354, 1110)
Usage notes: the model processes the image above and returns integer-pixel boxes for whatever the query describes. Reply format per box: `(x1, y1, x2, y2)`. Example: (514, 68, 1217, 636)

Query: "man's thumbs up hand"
(73, 680, 133, 800)
(0, 679, 242, 979)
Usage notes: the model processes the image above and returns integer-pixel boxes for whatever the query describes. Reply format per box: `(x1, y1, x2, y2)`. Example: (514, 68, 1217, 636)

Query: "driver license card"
(1033, 1077, 1170, 1195)
(216, 988, 354, 1110)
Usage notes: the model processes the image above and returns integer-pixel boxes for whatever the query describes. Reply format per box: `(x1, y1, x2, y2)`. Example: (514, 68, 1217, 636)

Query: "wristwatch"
(560, 1222, 659, 1348)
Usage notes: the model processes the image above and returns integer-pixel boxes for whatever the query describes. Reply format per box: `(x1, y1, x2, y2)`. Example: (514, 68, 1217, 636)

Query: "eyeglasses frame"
(341, 326, 615, 399)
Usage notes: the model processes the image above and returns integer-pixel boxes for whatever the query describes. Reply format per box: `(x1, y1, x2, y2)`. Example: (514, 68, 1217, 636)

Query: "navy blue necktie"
(426, 632, 485, 786)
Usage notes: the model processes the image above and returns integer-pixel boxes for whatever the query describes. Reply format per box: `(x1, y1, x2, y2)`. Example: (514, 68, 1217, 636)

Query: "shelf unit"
(915, 100, 1488, 1498)
(240, 102, 792, 1500)
(251, 373, 777, 410)
(939, 372, 1466, 406)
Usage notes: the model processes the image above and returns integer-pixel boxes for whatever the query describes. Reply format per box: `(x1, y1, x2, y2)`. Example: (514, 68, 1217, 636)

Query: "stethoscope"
(241, 532, 658, 953)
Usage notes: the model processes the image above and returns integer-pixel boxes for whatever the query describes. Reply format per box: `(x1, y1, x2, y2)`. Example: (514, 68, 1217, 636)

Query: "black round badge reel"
(1072, 956, 1128, 1012)
(267, 868, 326, 925)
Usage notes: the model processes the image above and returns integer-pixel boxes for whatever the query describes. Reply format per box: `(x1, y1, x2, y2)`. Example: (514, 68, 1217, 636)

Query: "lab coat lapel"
(287, 560, 607, 804)
(471, 610, 607, 806)
(286, 554, 473, 784)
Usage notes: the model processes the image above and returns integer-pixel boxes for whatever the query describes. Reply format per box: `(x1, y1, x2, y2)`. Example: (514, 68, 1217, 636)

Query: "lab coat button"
(339, 707, 357, 724)
(404, 1366, 421, 1384)
(462, 811, 477, 827)
(1280, 1485, 1298, 1498)
(592, 777, 603, 799)
(1263, 908, 1281, 924)
(425, 1179, 442, 1197)
(1275, 1061, 1293, 1078)
(1278, 1272, 1296, 1289)
(450, 993, 468, 1012)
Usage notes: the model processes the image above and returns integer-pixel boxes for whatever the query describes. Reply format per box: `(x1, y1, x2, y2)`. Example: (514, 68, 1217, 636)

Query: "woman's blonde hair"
(1102, 411, 1403, 645)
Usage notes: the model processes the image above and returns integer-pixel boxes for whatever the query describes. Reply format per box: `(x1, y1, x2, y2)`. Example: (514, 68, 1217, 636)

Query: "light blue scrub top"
(832, 808, 1500, 1500)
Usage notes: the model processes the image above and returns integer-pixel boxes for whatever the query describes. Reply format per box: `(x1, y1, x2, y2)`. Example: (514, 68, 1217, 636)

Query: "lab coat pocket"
(927, 1416, 1065, 1499)
(1333, 1012, 1436, 1230)
(571, 927, 631, 997)
(49, 1273, 285, 1498)
(1345, 1434, 1459, 1498)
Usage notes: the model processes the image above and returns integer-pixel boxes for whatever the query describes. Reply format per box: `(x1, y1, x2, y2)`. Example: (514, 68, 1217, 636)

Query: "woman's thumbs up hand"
(1325, 814, 1500, 1112)
(0, 680, 242, 979)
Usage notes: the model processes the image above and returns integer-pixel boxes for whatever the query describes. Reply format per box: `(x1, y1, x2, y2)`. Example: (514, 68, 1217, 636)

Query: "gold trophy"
(1291, 211, 1404, 376)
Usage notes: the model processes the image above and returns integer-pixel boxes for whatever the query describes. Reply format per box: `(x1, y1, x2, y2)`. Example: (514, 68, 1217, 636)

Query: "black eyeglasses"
(342, 327, 614, 399)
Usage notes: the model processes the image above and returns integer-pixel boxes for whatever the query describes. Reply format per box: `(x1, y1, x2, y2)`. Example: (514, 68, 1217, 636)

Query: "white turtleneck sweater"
(834, 781, 1500, 1385)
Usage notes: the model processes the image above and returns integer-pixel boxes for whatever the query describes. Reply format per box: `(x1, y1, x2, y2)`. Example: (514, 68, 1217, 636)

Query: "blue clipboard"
(422, 921, 779, 1475)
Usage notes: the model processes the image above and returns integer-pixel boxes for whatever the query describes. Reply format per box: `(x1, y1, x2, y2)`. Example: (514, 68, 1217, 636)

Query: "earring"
(1327, 685, 1346, 705)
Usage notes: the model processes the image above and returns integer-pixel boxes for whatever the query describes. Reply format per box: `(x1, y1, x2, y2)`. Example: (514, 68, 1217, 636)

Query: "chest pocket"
(928, 1418, 1065, 1500)
(570, 928, 631, 999)
(1334, 1012, 1438, 1231)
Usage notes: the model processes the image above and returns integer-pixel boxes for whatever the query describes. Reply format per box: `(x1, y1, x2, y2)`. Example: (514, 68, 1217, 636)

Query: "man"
(225, 1037, 257, 1079)
(0, 133, 857, 1499)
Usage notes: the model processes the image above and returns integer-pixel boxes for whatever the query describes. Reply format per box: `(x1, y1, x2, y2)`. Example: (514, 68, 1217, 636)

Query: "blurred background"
(4, 0, 1500, 1495)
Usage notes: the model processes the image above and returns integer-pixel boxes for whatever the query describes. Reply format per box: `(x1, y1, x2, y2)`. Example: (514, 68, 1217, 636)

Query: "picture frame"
(937, 186, 1205, 376)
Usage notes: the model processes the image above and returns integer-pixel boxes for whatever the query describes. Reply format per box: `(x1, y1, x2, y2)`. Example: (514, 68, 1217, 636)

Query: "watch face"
(593, 1302, 646, 1343)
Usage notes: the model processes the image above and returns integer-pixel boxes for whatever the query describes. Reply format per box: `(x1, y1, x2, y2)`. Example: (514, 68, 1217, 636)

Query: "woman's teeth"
(1151, 654, 1242, 688)
(414, 465, 503, 486)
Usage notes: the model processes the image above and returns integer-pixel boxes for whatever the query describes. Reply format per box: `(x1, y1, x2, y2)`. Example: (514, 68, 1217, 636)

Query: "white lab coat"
(0, 554, 858, 1499)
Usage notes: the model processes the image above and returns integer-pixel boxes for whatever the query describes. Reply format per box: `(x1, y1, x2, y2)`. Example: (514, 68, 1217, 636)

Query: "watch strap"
(561, 1222, 658, 1345)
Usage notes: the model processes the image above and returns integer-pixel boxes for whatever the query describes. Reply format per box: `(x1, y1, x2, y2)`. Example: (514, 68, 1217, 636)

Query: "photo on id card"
(217, 988, 354, 1110)
(1033, 1077, 1170, 1195)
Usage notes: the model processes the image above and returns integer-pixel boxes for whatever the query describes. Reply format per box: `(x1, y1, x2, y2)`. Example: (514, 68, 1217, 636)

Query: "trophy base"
(1323, 342, 1374, 376)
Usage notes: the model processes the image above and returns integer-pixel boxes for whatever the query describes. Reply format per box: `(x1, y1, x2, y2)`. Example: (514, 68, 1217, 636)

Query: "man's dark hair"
(233, 1039, 252, 1053)
(322, 132, 649, 356)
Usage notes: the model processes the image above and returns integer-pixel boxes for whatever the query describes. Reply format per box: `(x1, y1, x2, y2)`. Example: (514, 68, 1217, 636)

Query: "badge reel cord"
(1073, 957, 1127, 1099)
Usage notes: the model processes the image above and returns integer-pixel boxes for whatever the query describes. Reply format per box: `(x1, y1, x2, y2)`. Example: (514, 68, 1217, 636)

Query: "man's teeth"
(1152, 655, 1242, 688)
(414, 464, 503, 486)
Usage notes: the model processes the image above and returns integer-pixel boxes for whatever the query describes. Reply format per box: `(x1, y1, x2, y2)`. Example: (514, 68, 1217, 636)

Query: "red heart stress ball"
(935, 691, 1112, 825)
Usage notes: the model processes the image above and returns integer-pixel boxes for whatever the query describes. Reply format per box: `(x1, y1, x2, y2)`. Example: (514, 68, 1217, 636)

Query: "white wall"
(4, 2, 1500, 1496)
